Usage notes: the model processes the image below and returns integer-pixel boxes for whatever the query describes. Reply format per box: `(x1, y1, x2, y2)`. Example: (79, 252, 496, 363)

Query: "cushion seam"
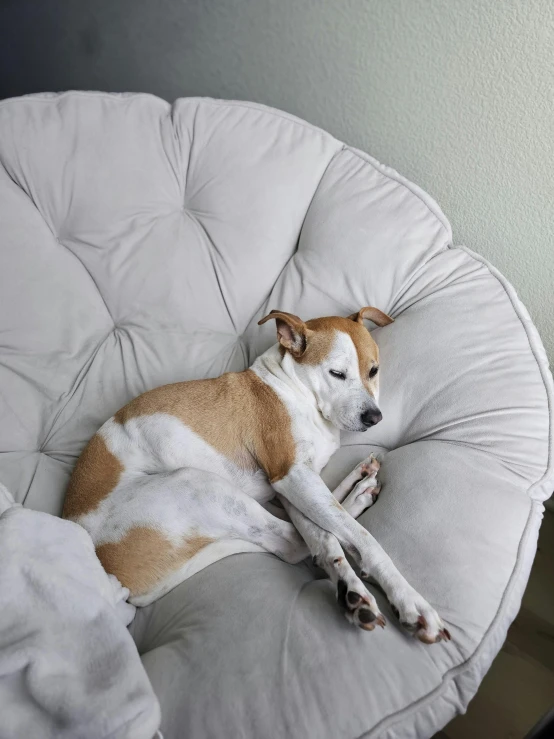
(0, 163, 115, 327)
(296, 145, 345, 242)
(56, 238, 115, 324)
(246, 145, 344, 332)
(21, 453, 41, 506)
(183, 100, 200, 198)
(39, 328, 115, 451)
(183, 211, 237, 333)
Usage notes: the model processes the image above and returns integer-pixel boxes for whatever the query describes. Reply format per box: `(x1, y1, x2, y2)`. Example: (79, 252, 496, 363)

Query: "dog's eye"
(329, 370, 346, 380)
(369, 366, 379, 379)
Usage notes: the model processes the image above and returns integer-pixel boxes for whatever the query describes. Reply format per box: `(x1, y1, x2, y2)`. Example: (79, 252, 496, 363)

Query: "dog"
(63, 307, 450, 643)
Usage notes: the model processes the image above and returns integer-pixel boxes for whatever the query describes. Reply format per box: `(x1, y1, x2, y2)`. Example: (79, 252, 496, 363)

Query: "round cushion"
(0, 92, 552, 739)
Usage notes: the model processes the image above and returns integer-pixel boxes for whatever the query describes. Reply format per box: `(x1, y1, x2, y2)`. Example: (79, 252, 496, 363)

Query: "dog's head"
(258, 308, 394, 432)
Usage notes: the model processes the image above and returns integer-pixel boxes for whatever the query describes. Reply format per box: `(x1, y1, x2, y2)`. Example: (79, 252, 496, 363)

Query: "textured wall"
(2, 0, 553, 362)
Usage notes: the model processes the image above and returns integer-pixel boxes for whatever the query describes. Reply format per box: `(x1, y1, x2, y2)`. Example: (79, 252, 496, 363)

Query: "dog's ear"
(258, 310, 308, 357)
(348, 307, 394, 327)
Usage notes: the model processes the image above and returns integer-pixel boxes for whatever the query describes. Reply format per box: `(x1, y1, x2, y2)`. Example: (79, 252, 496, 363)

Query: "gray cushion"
(0, 92, 552, 739)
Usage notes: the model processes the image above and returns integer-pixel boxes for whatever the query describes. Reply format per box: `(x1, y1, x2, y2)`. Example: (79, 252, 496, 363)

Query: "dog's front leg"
(278, 496, 385, 631)
(332, 454, 382, 518)
(332, 455, 379, 503)
(273, 464, 450, 644)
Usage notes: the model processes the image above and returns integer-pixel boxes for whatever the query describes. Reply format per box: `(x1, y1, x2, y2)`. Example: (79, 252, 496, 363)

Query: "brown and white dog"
(63, 308, 450, 643)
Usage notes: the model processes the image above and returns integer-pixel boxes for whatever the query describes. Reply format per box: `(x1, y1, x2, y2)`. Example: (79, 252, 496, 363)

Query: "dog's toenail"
(347, 591, 361, 605)
(358, 609, 377, 624)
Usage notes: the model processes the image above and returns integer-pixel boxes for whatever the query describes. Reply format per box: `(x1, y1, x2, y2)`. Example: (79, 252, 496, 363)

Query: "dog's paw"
(350, 454, 381, 483)
(390, 596, 451, 644)
(342, 456, 381, 518)
(360, 454, 381, 477)
(337, 576, 386, 632)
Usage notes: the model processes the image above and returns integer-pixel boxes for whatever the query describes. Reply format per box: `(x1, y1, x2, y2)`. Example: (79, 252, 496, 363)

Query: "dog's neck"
(251, 344, 340, 464)
(251, 344, 325, 414)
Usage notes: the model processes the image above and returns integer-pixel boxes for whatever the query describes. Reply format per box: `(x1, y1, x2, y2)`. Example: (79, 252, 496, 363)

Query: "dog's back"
(63, 370, 296, 522)
(62, 368, 306, 605)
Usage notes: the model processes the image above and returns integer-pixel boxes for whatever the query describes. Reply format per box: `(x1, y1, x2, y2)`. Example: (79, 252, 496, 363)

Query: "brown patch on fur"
(114, 370, 296, 483)
(300, 317, 380, 390)
(96, 527, 215, 597)
(245, 371, 297, 482)
(63, 434, 123, 520)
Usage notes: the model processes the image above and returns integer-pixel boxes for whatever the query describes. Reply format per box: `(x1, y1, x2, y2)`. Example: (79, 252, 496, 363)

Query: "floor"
(435, 509, 554, 739)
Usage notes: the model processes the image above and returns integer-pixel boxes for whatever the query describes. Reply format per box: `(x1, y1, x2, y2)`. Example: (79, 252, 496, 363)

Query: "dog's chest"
(291, 410, 340, 474)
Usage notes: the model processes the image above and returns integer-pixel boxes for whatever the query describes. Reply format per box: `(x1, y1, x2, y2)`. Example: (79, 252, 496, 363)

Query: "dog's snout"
(360, 408, 382, 428)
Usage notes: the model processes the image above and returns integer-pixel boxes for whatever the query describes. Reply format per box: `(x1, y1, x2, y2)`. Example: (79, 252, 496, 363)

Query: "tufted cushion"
(0, 92, 552, 739)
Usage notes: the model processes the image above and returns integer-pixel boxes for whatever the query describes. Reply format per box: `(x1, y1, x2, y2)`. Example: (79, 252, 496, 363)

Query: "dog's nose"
(360, 409, 382, 428)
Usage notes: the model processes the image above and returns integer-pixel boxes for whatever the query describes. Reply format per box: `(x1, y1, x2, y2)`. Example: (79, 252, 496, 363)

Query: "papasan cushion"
(0, 92, 552, 739)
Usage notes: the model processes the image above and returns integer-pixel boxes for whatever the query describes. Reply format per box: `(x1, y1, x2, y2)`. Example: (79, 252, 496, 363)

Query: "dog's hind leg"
(122, 468, 309, 606)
